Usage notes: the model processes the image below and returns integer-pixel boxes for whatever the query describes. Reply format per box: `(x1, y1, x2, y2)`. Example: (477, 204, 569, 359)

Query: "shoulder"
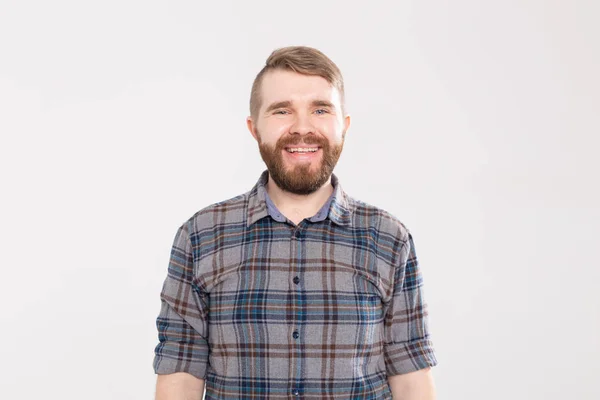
(179, 191, 250, 235)
(346, 194, 411, 244)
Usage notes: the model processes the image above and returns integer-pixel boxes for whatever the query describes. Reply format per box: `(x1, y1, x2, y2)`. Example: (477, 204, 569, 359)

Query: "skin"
(388, 368, 437, 399)
(246, 69, 351, 225)
(155, 68, 436, 399)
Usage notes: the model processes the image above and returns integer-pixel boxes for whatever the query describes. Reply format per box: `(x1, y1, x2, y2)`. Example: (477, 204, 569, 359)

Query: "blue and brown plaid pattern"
(154, 170, 437, 399)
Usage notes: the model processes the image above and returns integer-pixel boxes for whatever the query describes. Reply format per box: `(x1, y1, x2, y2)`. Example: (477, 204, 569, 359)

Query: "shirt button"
(293, 389, 300, 396)
(292, 330, 299, 339)
(293, 276, 300, 284)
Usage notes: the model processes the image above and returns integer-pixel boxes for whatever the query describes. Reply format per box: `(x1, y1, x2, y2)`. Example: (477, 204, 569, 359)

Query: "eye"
(274, 110, 289, 115)
(315, 109, 329, 115)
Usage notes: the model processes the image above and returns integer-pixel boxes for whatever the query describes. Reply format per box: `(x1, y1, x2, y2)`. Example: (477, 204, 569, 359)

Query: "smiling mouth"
(284, 146, 322, 154)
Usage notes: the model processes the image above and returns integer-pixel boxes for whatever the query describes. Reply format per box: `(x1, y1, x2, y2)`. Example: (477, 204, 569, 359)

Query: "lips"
(283, 147, 322, 160)
(284, 145, 321, 150)
(284, 147, 321, 153)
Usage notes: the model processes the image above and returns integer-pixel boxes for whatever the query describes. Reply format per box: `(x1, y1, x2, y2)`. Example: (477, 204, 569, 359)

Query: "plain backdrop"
(1, 1, 598, 399)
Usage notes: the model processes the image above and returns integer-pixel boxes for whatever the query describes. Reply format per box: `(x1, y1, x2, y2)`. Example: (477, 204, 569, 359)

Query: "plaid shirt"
(153, 170, 437, 399)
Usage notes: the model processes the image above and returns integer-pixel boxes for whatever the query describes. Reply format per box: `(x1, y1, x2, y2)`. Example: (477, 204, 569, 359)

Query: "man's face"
(247, 69, 351, 195)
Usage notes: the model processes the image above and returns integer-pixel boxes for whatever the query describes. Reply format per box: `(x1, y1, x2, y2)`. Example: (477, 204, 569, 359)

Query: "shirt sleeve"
(383, 230, 438, 376)
(153, 222, 210, 379)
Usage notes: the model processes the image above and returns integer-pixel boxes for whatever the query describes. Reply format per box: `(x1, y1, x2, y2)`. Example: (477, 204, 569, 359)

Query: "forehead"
(260, 69, 340, 108)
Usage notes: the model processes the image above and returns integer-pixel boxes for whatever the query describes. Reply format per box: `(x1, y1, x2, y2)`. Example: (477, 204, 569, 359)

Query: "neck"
(266, 174, 334, 225)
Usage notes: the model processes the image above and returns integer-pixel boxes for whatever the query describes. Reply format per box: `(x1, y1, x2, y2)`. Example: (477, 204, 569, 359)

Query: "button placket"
(290, 223, 305, 396)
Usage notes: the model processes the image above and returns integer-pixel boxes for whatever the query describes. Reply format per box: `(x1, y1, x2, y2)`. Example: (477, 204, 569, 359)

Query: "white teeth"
(287, 147, 319, 153)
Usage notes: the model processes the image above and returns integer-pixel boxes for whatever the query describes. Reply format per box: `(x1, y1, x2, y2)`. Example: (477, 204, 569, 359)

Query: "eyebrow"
(265, 101, 292, 114)
(311, 100, 335, 109)
(264, 99, 336, 114)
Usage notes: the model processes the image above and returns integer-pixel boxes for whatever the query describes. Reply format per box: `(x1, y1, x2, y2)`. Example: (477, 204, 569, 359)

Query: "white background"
(1, 1, 598, 399)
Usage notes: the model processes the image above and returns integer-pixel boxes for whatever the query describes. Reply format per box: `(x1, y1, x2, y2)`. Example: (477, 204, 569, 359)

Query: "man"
(154, 46, 438, 399)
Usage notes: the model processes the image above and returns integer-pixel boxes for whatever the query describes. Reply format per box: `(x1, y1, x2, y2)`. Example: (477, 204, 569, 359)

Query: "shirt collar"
(246, 169, 353, 227)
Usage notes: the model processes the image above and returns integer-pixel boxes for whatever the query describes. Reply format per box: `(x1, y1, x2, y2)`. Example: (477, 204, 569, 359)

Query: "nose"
(289, 112, 315, 136)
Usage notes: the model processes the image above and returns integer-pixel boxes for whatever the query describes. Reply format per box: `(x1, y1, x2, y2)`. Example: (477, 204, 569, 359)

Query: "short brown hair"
(249, 46, 345, 120)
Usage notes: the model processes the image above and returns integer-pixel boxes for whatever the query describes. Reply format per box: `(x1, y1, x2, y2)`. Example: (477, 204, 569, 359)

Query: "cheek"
(317, 120, 343, 140)
(261, 120, 291, 141)
(265, 117, 292, 131)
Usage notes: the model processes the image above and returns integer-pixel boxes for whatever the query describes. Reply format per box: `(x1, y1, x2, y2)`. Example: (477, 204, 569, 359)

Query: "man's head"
(246, 46, 351, 195)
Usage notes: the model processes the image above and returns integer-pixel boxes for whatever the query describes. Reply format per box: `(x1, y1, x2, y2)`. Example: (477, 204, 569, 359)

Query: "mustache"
(277, 137, 326, 147)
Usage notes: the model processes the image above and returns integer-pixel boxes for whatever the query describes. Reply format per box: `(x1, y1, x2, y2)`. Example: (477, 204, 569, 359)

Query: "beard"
(257, 131, 344, 195)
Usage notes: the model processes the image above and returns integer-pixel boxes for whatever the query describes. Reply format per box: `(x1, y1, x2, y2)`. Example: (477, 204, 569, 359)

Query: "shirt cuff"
(384, 337, 438, 376)
(153, 342, 209, 380)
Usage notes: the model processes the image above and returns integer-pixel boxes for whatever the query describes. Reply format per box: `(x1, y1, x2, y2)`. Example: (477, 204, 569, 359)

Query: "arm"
(383, 230, 438, 398)
(388, 367, 436, 400)
(153, 223, 210, 399)
(156, 372, 205, 400)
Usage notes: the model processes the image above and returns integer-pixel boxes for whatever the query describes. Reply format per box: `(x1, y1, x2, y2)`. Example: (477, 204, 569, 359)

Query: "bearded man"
(153, 45, 438, 399)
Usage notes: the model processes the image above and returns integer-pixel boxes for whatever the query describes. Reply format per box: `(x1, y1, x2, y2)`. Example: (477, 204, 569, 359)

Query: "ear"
(342, 114, 351, 137)
(246, 116, 259, 142)
(246, 116, 258, 142)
